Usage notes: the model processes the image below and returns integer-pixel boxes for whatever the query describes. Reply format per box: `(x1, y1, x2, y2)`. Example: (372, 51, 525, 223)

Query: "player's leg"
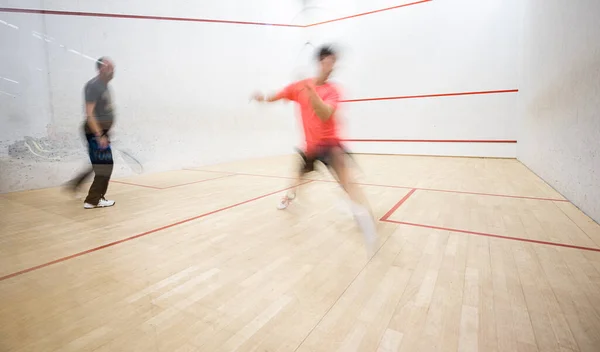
(97, 143, 114, 202)
(83, 132, 115, 209)
(64, 123, 95, 197)
(66, 167, 94, 191)
(328, 146, 369, 207)
(327, 144, 377, 249)
(277, 151, 312, 210)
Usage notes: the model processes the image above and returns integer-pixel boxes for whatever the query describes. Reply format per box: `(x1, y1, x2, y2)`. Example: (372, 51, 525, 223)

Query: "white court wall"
(303, 0, 522, 157)
(517, 0, 600, 223)
(0, 0, 305, 192)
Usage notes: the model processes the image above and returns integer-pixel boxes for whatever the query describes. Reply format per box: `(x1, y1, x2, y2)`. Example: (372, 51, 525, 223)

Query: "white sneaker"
(84, 197, 115, 209)
(350, 202, 378, 255)
(276, 192, 296, 210)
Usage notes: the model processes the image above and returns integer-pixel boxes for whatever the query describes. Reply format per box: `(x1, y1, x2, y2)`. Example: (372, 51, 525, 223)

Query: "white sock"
(350, 201, 368, 216)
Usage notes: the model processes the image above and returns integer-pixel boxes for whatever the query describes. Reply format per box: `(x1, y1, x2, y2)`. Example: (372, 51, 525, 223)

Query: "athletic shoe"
(350, 202, 378, 255)
(84, 197, 115, 209)
(276, 192, 296, 210)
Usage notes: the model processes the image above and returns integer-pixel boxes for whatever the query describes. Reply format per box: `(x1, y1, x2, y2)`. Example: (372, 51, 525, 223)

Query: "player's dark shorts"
(296, 140, 349, 174)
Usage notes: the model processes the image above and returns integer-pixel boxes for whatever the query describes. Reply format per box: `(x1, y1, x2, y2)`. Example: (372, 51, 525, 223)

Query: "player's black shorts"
(296, 141, 349, 174)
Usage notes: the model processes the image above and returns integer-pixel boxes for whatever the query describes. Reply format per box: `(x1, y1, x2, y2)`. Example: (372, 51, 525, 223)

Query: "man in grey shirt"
(65, 57, 116, 208)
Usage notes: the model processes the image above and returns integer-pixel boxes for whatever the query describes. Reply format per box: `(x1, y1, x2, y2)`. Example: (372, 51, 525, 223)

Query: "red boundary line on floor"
(379, 189, 600, 252)
(161, 174, 234, 189)
(1, 1, 430, 28)
(415, 187, 564, 202)
(383, 219, 600, 253)
(340, 89, 519, 103)
(305, 0, 432, 27)
(110, 180, 162, 189)
(111, 174, 232, 190)
(0, 180, 313, 282)
(0, 7, 302, 27)
(342, 139, 517, 143)
(0, 170, 586, 281)
(380, 188, 417, 220)
(183, 169, 568, 202)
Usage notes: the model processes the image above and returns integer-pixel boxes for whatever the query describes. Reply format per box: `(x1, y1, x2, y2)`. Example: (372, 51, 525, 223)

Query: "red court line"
(0, 181, 312, 282)
(184, 169, 567, 202)
(338, 180, 413, 190)
(305, 0, 432, 27)
(380, 188, 417, 221)
(183, 169, 310, 182)
(2, 1, 429, 28)
(111, 174, 232, 190)
(343, 139, 517, 143)
(111, 180, 162, 190)
(161, 174, 234, 189)
(0, 7, 303, 27)
(417, 187, 568, 202)
(382, 219, 600, 253)
(340, 89, 519, 103)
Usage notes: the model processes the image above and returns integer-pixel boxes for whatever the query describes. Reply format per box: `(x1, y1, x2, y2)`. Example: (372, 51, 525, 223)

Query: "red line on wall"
(341, 89, 519, 103)
(0, 180, 312, 282)
(0, 7, 303, 27)
(1, 1, 431, 27)
(343, 139, 517, 143)
(382, 219, 600, 253)
(380, 188, 417, 221)
(305, 0, 433, 27)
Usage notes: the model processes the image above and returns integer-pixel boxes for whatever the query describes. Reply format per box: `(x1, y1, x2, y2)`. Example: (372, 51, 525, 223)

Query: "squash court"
(1, 0, 600, 350)
(2, 154, 600, 351)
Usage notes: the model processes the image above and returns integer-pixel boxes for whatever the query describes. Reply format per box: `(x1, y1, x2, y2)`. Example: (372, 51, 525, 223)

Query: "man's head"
(316, 45, 336, 82)
(96, 57, 115, 82)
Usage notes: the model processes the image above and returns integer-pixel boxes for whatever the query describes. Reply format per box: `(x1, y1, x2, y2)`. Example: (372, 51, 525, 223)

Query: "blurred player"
(65, 57, 116, 209)
(252, 45, 377, 249)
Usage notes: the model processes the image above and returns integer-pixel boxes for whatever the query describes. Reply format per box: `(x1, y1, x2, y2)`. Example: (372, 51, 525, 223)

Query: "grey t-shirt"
(84, 77, 114, 133)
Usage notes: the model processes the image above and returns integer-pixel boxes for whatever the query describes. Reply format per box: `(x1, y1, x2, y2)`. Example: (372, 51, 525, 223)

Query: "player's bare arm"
(252, 92, 282, 103)
(304, 83, 334, 121)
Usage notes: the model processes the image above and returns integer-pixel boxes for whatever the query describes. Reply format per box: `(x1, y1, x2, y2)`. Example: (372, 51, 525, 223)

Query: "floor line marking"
(380, 189, 417, 221)
(183, 168, 567, 202)
(112, 174, 233, 190)
(0, 181, 313, 282)
(383, 219, 600, 253)
(111, 180, 162, 189)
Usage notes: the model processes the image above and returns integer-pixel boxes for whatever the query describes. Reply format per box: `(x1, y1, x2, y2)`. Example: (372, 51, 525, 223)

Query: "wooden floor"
(1, 154, 600, 352)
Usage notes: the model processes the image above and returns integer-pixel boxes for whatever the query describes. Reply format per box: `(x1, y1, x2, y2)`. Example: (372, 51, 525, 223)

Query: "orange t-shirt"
(276, 79, 341, 154)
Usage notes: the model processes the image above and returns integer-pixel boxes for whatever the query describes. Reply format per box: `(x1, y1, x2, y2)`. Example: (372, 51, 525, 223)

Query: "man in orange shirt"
(253, 45, 377, 250)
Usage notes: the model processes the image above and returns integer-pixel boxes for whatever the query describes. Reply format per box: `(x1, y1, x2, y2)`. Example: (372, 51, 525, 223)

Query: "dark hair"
(96, 57, 105, 70)
(317, 45, 336, 61)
